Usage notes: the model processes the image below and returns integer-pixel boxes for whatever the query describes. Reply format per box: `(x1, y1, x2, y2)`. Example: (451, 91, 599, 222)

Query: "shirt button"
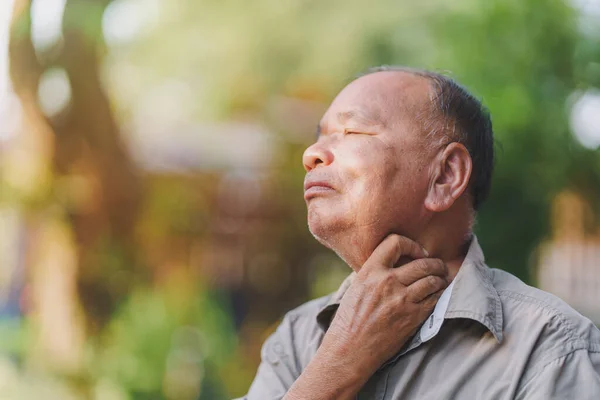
(273, 342, 285, 356)
(266, 340, 286, 365)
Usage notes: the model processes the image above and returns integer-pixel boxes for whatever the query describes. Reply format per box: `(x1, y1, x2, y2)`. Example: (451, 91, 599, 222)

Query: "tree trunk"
(8, 0, 143, 377)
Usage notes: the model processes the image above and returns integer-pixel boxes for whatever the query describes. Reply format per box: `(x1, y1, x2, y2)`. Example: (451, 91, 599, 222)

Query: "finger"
(393, 258, 447, 286)
(406, 275, 448, 303)
(366, 234, 427, 271)
(419, 288, 445, 312)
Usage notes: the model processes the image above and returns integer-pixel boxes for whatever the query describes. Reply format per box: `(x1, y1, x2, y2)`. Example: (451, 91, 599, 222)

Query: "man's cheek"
(350, 177, 384, 214)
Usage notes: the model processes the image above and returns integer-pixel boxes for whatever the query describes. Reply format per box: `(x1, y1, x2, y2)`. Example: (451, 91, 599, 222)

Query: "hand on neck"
(328, 206, 473, 280)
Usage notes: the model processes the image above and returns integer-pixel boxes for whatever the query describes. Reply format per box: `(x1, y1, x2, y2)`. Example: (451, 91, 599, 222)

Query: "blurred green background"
(0, 0, 599, 398)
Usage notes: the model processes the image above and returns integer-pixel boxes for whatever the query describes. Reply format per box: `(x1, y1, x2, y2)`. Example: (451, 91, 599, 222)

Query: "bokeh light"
(570, 89, 600, 149)
(1, 0, 599, 399)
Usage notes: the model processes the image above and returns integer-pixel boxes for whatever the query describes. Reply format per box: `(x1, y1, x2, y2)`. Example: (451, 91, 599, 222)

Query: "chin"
(308, 220, 366, 270)
(307, 211, 349, 249)
(306, 225, 333, 248)
(307, 219, 332, 246)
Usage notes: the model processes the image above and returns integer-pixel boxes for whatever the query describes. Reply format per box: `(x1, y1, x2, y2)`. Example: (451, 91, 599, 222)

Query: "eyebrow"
(336, 109, 384, 127)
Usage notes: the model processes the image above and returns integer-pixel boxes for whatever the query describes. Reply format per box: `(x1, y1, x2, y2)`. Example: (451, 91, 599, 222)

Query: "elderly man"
(238, 67, 600, 399)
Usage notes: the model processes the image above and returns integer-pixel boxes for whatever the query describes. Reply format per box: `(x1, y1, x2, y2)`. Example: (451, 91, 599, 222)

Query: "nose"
(302, 142, 334, 172)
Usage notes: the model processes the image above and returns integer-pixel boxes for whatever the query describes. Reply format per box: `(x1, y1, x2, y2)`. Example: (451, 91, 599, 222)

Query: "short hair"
(361, 66, 495, 211)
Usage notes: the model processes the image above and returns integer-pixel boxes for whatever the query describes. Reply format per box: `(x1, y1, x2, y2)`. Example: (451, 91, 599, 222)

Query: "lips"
(304, 180, 335, 200)
(304, 180, 333, 191)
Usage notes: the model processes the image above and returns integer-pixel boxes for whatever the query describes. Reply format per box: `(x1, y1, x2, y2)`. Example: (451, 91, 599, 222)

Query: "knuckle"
(394, 234, 410, 249)
(396, 290, 408, 305)
(437, 259, 448, 274)
(394, 237, 407, 254)
(388, 233, 401, 245)
(375, 272, 396, 292)
(409, 259, 430, 276)
(385, 273, 400, 289)
(427, 275, 441, 288)
(416, 259, 431, 273)
(383, 273, 396, 285)
(390, 233, 401, 242)
(393, 240, 403, 256)
(427, 261, 445, 277)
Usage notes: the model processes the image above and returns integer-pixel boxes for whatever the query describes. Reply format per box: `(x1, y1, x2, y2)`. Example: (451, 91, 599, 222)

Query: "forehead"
(320, 71, 433, 129)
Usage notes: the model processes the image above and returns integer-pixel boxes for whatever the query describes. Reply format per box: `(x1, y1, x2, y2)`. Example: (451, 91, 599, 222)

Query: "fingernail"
(422, 247, 429, 257)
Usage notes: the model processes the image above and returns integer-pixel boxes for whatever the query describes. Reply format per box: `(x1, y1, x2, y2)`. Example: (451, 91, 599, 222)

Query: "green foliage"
(5, 0, 599, 397)
(130, 0, 599, 282)
(105, 0, 599, 391)
(0, 319, 28, 356)
(90, 282, 236, 398)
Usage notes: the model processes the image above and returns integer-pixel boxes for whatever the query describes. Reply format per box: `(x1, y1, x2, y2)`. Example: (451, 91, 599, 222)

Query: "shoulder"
(285, 293, 333, 323)
(491, 268, 599, 341)
(265, 294, 332, 370)
(279, 293, 333, 341)
(244, 295, 333, 398)
(491, 268, 600, 344)
(490, 268, 600, 367)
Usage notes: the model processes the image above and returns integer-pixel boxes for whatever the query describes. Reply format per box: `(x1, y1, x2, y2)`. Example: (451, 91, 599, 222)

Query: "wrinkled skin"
(284, 71, 474, 400)
(303, 71, 435, 270)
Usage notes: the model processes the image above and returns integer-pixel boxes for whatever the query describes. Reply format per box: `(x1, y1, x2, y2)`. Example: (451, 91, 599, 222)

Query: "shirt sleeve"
(516, 348, 600, 400)
(235, 314, 302, 400)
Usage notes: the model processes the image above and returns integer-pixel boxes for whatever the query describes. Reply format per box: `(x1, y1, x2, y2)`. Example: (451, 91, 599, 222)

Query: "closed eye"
(344, 128, 375, 135)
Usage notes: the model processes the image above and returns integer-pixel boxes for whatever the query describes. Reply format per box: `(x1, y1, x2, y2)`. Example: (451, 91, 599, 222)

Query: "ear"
(424, 143, 472, 212)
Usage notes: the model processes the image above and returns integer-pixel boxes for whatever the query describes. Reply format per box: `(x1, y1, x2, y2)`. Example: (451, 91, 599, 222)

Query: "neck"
(324, 224, 384, 272)
(416, 230, 471, 281)
(329, 205, 473, 279)
(415, 204, 473, 280)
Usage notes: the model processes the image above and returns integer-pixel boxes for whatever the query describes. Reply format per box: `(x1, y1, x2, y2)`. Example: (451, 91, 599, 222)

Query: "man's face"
(303, 71, 435, 250)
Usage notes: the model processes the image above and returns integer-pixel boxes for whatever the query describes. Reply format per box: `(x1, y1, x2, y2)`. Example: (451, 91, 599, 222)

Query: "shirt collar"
(315, 235, 504, 343)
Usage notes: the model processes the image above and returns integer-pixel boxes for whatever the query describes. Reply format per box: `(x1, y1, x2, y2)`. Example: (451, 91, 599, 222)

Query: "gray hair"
(360, 66, 495, 211)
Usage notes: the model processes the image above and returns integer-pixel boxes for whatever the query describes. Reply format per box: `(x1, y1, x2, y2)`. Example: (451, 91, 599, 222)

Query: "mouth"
(304, 181, 335, 200)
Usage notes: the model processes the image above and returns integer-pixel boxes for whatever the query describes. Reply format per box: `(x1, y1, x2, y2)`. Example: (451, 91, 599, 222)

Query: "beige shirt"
(237, 237, 600, 399)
